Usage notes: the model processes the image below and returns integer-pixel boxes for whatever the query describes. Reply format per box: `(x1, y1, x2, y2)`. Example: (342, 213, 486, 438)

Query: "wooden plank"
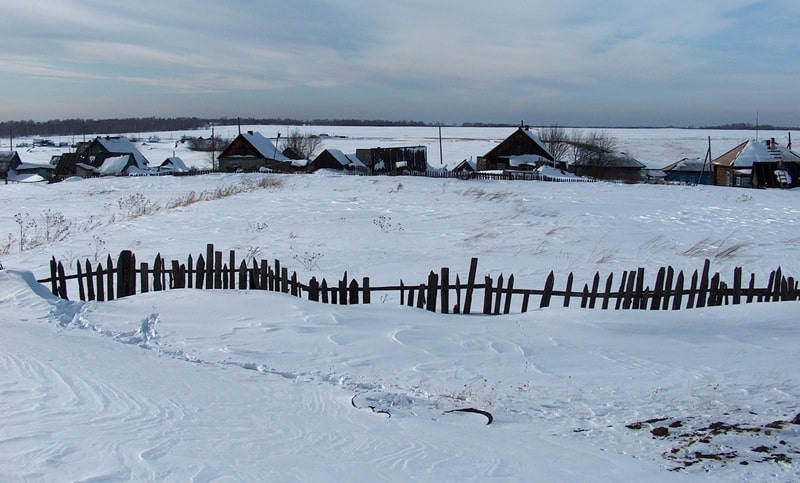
(153, 254, 163, 291)
(589, 272, 600, 309)
(622, 270, 636, 310)
(195, 255, 206, 289)
(521, 292, 530, 313)
(440, 267, 450, 314)
(320, 279, 329, 303)
(650, 267, 665, 310)
(503, 274, 514, 315)
(346, 278, 357, 304)
(273, 259, 281, 292)
(140, 262, 149, 293)
(130, 253, 137, 294)
(77, 262, 86, 301)
(483, 275, 493, 314)
(338, 272, 347, 305)
(707, 273, 720, 306)
(540, 271, 555, 308)
(281, 267, 289, 293)
(308, 277, 320, 302)
(187, 255, 194, 289)
(661, 266, 674, 310)
(49, 257, 58, 296)
(172, 260, 182, 289)
(463, 257, 479, 315)
(363, 277, 371, 304)
(697, 260, 710, 308)
(400, 280, 405, 306)
(615, 271, 628, 310)
(238, 260, 248, 290)
(205, 243, 214, 290)
(454, 275, 461, 314)
(105, 255, 114, 300)
(406, 286, 414, 307)
(773, 267, 783, 301)
(563, 273, 574, 307)
(290, 272, 299, 296)
(601, 273, 613, 310)
(633, 267, 645, 310)
(686, 270, 698, 309)
(95, 263, 105, 302)
(492, 275, 503, 315)
(260, 260, 269, 291)
(426, 271, 438, 312)
(222, 264, 229, 290)
(86, 260, 96, 301)
(732, 266, 742, 304)
(214, 251, 223, 289)
(417, 284, 426, 309)
(229, 250, 236, 289)
(580, 284, 589, 308)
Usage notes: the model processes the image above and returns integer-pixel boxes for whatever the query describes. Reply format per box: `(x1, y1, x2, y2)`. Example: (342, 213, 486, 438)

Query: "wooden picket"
(37, 243, 800, 315)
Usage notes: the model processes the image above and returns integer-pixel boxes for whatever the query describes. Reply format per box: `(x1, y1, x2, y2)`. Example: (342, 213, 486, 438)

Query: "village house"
(0, 151, 23, 181)
(570, 149, 646, 182)
(309, 149, 368, 173)
(217, 131, 294, 172)
(52, 136, 150, 179)
(661, 157, 713, 185)
(712, 138, 800, 188)
(476, 126, 555, 171)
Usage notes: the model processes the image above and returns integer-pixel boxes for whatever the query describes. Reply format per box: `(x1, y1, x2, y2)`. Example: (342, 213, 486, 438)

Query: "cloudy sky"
(2, 0, 798, 126)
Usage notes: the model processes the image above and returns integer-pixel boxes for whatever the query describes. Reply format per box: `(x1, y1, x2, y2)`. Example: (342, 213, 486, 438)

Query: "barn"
(570, 150, 646, 182)
(309, 149, 367, 173)
(354, 146, 428, 173)
(662, 157, 713, 185)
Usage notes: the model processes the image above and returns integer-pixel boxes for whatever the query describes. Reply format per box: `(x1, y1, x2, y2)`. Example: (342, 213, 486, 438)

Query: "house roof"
(161, 157, 189, 171)
(94, 137, 149, 168)
(662, 157, 709, 172)
(483, 127, 555, 162)
(572, 151, 646, 168)
(240, 132, 291, 162)
(0, 151, 22, 173)
(713, 139, 800, 168)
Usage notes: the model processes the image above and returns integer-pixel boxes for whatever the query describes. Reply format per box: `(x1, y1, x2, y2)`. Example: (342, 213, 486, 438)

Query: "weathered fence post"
(117, 250, 134, 298)
(540, 271, 555, 308)
(440, 267, 450, 314)
(463, 257, 478, 314)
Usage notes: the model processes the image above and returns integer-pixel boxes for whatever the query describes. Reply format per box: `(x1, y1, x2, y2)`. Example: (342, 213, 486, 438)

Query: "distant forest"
(0, 117, 795, 138)
(0, 117, 457, 138)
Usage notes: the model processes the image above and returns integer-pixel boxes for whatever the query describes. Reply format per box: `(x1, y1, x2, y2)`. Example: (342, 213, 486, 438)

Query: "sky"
(1, 0, 799, 126)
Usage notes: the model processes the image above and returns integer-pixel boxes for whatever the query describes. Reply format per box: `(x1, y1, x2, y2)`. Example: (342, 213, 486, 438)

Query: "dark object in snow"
(651, 426, 669, 437)
(444, 408, 493, 425)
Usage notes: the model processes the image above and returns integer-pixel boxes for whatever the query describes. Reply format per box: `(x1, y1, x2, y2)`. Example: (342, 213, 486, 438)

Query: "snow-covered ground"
(1, 126, 799, 481)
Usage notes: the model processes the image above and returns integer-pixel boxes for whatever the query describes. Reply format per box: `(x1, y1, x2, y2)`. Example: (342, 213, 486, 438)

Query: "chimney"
(247, 130, 253, 135)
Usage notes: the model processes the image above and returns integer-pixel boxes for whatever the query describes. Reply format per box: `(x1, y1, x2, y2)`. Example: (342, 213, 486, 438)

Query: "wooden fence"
(407, 170, 595, 182)
(38, 244, 799, 314)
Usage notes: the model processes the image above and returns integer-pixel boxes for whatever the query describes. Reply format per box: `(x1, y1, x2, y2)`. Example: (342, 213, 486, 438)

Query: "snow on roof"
(242, 132, 291, 162)
(323, 149, 366, 169)
(161, 157, 189, 172)
(729, 139, 800, 167)
(520, 129, 555, 160)
(663, 157, 709, 172)
(96, 155, 131, 176)
(95, 137, 149, 168)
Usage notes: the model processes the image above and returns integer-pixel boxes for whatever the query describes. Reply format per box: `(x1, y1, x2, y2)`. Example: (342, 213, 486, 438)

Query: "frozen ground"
(1, 126, 799, 481)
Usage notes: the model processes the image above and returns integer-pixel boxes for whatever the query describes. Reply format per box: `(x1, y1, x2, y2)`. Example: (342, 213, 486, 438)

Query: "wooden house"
(354, 146, 427, 173)
(0, 151, 22, 180)
(476, 127, 555, 171)
(309, 149, 367, 173)
(570, 150, 646, 182)
(217, 131, 292, 172)
(712, 138, 800, 188)
(158, 157, 190, 173)
(662, 157, 713, 185)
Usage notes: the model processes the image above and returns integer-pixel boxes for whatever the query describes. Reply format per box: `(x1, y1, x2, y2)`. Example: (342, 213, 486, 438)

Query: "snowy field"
(1, 126, 799, 481)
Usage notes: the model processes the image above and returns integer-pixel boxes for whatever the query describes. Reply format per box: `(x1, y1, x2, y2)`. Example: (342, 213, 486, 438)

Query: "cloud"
(1, 0, 798, 125)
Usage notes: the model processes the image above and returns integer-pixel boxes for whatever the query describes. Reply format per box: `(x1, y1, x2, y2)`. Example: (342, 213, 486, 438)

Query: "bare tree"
(536, 125, 570, 163)
(282, 128, 323, 160)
